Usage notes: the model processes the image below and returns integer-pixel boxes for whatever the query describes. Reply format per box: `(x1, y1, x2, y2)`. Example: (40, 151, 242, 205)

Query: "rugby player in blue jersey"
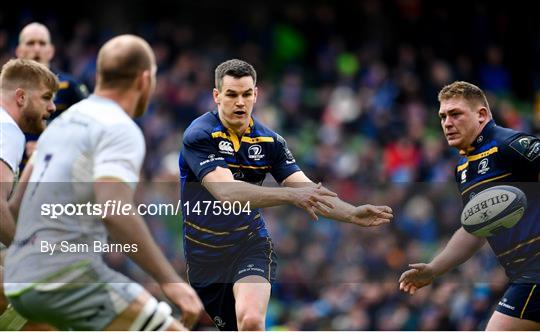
(16, 22, 88, 167)
(179, 59, 394, 330)
(399, 81, 539, 330)
(16, 23, 89, 118)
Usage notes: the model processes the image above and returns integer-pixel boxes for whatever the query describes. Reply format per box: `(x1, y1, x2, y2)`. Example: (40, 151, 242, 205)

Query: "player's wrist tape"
(129, 297, 174, 331)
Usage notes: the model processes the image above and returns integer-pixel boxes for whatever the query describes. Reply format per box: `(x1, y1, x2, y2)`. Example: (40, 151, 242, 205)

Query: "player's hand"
(291, 182, 337, 220)
(348, 204, 393, 226)
(398, 263, 435, 295)
(161, 282, 203, 329)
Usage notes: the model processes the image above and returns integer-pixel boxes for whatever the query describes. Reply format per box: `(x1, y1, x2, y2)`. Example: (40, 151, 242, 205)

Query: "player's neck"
(227, 125, 248, 138)
(468, 120, 491, 147)
(218, 114, 249, 137)
(94, 89, 138, 118)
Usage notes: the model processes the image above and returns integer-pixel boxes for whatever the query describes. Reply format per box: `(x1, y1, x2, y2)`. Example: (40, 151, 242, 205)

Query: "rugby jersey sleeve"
(93, 122, 145, 188)
(182, 128, 229, 181)
(505, 133, 540, 172)
(0, 122, 25, 173)
(270, 133, 301, 183)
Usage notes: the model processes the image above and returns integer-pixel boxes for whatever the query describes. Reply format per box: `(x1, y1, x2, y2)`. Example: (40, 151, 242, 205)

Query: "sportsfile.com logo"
(41, 200, 182, 219)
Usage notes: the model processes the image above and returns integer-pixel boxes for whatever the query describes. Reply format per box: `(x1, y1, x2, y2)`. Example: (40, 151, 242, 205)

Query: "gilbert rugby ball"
(461, 185, 527, 237)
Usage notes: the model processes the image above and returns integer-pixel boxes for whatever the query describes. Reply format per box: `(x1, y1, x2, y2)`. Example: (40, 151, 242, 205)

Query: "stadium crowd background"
(2, 1, 539, 330)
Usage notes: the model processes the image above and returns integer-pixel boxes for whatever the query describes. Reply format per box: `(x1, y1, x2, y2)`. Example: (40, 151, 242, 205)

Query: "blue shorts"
(187, 236, 277, 331)
(496, 283, 539, 322)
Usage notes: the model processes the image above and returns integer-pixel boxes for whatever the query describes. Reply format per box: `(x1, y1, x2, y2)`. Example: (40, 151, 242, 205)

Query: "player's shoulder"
(56, 71, 75, 81)
(0, 108, 24, 139)
(0, 122, 25, 144)
(65, 96, 141, 137)
(0, 108, 15, 125)
(250, 117, 282, 143)
(491, 123, 523, 143)
(488, 123, 540, 162)
(55, 71, 83, 86)
(489, 122, 536, 147)
(504, 133, 540, 162)
(55, 71, 89, 94)
(183, 111, 221, 143)
(77, 96, 130, 122)
(251, 117, 275, 135)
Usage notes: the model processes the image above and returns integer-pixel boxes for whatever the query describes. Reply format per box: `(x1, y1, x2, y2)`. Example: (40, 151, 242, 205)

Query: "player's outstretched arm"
(281, 171, 393, 226)
(399, 227, 486, 294)
(0, 162, 16, 246)
(202, 166, 338, 219)
(95, 179, 203, 328)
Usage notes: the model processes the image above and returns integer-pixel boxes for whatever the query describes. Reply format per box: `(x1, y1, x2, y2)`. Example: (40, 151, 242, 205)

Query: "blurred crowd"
(2, 0, 540, 330)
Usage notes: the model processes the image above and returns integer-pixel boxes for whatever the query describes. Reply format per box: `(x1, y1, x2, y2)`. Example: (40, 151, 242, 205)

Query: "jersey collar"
(212, 110, 255, 152)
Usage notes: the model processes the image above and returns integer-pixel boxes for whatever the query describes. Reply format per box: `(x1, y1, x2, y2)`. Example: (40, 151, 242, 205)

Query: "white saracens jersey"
(4, 95, 145, 294)
(0, 106, 25, 181)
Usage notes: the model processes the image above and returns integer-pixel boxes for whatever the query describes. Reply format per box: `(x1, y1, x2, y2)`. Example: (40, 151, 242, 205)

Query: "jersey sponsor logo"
(519, 137, 530, 149)
(509, 135, 540, 161)
(526, 142, 540, 160)
(238, 263, 264, 275)
(477, 158, 490, 175)
(218, 140, 234, 155)
(276, 134, 296, 164)
(461, 169, 467, 183)
(199, 154, 224, 166)
(498, 297, 515, 311)
(78, 84, 89, 96)
(248, 144, 265, 160)
(284, 147, 295, 162)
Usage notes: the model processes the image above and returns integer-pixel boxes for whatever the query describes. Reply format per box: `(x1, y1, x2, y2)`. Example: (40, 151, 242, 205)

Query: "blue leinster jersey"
(455, 120, 540, 282)
(179, 111, 300, 262)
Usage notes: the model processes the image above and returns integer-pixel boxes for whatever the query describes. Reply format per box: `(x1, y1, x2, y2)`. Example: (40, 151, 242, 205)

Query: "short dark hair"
(438, 81, 490, 111)
(215, 59, 256, 91)
(0, 58, 59, 92)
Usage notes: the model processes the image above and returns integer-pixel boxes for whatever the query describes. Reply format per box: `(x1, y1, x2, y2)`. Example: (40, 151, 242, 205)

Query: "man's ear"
(253, 86, 258, 103)
(15, 88, 26, 107)
(478, 107, 489, 123)
(137, 70, 150, 90)
(213, 88, 220, 105)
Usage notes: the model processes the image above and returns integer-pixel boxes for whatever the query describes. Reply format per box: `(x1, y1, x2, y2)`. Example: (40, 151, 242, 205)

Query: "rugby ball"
(461, 185, 527, 237)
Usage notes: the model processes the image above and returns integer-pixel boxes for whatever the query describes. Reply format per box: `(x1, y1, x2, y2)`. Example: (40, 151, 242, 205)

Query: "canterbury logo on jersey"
(218, 141, 234, 153)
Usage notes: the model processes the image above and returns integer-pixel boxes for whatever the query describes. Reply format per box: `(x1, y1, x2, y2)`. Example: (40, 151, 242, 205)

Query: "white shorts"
(7, 261, 144, 330)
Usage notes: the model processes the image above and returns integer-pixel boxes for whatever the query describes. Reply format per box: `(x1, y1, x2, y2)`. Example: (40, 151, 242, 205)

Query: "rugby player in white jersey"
(0, 58, 58, 330)
(3, 35, 203, 331)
